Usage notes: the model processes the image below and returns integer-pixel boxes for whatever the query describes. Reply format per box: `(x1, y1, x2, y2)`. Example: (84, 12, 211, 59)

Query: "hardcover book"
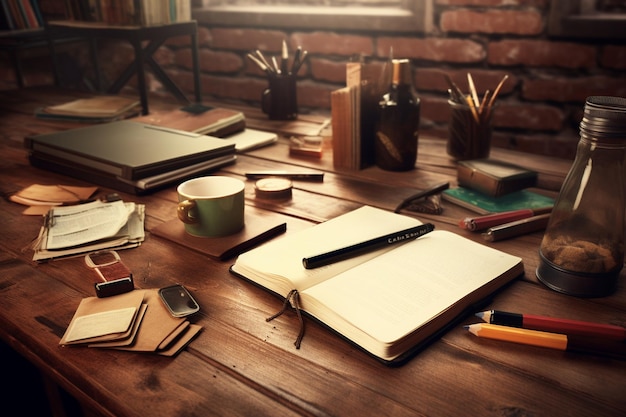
(457, 159, 538, 197)
(230, 205, 523, 364)
(442, 187, 554, 215)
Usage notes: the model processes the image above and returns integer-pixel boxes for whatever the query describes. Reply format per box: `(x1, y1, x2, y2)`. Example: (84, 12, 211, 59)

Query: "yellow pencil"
(466, 323, 567, 350)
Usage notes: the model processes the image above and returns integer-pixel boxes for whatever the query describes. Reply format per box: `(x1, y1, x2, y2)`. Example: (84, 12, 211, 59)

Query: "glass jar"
(537, 96, 626, 297)
(374, 59, 420, 171)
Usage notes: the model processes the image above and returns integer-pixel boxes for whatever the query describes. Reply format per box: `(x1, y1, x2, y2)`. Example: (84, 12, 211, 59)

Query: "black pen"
(245, 171, 324, 181)
(302, 223, 435, 269)
(394, 182, 450, 213)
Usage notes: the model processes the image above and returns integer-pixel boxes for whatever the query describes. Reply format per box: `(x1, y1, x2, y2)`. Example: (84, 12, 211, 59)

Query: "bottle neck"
(390, 59, 413, 87)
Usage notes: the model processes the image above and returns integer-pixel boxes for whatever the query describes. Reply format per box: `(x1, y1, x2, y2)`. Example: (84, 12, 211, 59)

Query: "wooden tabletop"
(1, 87, 624, 417)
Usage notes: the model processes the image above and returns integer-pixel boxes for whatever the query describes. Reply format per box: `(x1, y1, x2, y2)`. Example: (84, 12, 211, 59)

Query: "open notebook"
(230, 206, 524, 365)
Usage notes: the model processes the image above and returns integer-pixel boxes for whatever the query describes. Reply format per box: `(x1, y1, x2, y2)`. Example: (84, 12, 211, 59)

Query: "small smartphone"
(158, 284, 200, 318)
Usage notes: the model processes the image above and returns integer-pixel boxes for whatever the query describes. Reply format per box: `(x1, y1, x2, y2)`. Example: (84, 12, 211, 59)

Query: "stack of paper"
(32, 199, 145, 262)
(59, 290, 202, 357)
(9, 184, 98, 215)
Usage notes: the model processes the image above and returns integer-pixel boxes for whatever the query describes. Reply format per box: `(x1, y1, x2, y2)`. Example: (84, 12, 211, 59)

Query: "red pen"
(459, 206, 552, 231)
(476, 310, 626, 340)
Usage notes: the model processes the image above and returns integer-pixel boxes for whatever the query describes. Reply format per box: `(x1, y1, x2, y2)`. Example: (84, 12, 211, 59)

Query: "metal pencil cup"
(446, 99, 493, 161)
(262, 75, 298, 121)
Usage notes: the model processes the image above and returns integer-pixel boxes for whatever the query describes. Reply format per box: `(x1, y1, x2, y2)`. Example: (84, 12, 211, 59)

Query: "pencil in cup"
(446, 99, 493, 161)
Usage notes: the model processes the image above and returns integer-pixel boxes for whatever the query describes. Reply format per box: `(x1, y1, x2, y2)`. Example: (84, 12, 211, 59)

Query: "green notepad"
(442, 187, 554, 214)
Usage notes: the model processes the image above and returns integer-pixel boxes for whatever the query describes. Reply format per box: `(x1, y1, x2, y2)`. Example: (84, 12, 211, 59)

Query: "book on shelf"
(32, 199, 145, 262)
(56, 0, 191, 26)
(442, 186, 555, 215)
(230, 205, 524, 364)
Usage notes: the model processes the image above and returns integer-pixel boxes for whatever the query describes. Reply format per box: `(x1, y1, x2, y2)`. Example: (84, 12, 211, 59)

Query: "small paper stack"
(59, 290, 202, 357)
(31, 199, 145, 262)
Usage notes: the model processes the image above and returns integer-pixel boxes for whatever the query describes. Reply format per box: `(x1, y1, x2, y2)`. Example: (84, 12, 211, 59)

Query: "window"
(548, 0, 626, 39)
(193, 0, 433, 33)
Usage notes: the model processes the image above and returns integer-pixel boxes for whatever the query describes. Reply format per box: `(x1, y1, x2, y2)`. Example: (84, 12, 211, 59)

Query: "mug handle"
(261, 88, 271, 114)
(177, 200, 199, 224)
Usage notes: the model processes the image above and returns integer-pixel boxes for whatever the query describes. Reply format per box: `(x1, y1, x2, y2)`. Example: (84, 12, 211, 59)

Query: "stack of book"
(35, 95, 141, 123)
(331, 61, 380, 170)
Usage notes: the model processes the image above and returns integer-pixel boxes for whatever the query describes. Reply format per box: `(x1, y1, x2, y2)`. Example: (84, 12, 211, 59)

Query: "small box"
(457, 159, 538, 197)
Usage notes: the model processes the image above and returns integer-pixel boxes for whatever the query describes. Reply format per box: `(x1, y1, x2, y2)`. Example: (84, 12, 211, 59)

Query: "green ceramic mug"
(177, 176, 245, 237)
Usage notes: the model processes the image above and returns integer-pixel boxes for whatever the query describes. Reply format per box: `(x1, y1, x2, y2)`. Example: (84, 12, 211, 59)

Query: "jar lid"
(254, 178, 293, 199)
(580, 96, 626, 138)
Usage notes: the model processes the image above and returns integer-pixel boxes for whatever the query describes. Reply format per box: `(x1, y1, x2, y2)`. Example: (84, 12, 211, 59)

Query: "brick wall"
(3, 0, 625, 160)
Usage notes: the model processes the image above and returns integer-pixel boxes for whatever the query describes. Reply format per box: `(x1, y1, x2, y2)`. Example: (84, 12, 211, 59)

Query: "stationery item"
(31, 199, 145, 262)
(60, 289, 202, 356)
(464, 323, 626, 359)
(9, 184, 98, 209)
(85, 250, 134, 298)
(442, 186, 554, 215)
(289, 136, 323, 158)
(481, 213, 551, 242)
(151, 205, 295, 261)
(262, 72, 298, 120)
(132, 104, 246, 138)
(445, 74, 508, 161)
(394, 182, 449, 213)
(476, 310, 626, 340)
(460, 207, 552, 231)
(25, 120, 237, 194)
(36, 95, 140, 120)
(219, 129, 278, 152)
(60, 290, 145, 345)
(302, 223, 435, 269)
(230, 205, 523, 364)
(245, 171, 324, 181)
(456, 158, 538, 197)
(177, 176, 245, 238)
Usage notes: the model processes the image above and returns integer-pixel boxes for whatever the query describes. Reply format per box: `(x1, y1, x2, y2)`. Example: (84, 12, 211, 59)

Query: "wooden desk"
(1, 88, 625, 417)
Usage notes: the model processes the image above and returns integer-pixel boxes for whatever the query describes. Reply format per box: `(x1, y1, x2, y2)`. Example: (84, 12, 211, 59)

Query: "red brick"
(194, 49, 243, 73)
(292, 32, 373, 56)
(489, 40, 596, 69)
(297, 81, 336, 109)
(210, 28, 286, 52)
(441, 10, 543, 35)
(417, 68, 514, 97)
(523, 76, 626, 103)
(601, 45, 626, 70)
(378, 37, 485, 64)
(309, 58, 347, 84)
(493, 102, 565, 131)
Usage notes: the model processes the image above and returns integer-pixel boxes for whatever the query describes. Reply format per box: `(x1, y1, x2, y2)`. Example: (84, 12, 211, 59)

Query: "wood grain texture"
(0, 87, 624, 417)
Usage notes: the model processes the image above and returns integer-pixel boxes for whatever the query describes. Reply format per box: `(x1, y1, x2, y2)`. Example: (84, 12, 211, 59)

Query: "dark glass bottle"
(375, 59, 420, 171)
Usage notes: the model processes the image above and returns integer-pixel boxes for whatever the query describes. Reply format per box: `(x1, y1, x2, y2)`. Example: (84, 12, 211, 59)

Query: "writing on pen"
(394, 182, 449, 213)
(302, 223, 435, 269)
(476, 310, 626, 340)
